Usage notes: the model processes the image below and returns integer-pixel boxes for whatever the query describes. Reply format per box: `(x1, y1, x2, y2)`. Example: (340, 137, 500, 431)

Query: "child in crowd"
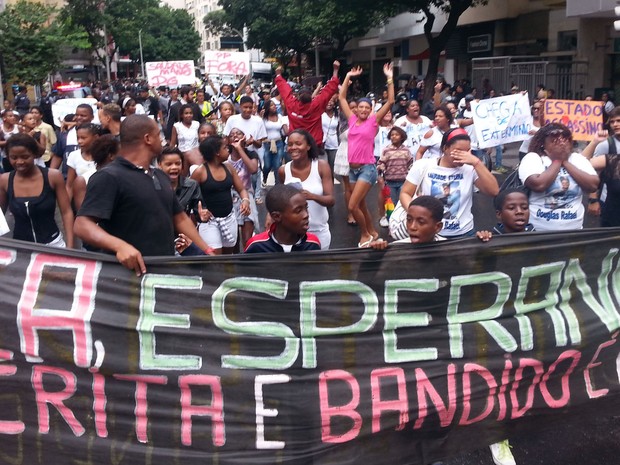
(475, 187, 532, 465)
(369, 196, 445, 248)
(19, 111, 46, 165)
(186, 121, 217, 175)
(228, 127, 259, 247)
(476, 187, 534, 241)
(72, 134, 118, 212)
(244, 184, 321, 253)
(158, 147, 202, 219)
(377, 126, 413, 205)
(66, 123, 99, 199)
(170, 104, 200, 153)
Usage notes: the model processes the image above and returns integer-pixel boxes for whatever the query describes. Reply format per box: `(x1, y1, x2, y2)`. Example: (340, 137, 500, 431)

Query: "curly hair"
(528, 122, 572, 157)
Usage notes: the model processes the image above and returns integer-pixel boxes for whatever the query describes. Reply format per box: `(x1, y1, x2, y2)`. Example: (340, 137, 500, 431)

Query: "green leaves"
(0, 0, 89, 84)
(62, 0, 200, 66)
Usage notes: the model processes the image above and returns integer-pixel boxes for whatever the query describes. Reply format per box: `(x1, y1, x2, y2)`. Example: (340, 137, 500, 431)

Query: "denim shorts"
(349, 163, 377, 185)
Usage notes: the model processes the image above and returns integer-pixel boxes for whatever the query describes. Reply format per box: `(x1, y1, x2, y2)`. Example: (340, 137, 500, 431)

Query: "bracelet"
(241, 198, 250, 203)
(387, 79, 393, 85)
(473, 158, 481, 167)
(588, 198, 600, 204)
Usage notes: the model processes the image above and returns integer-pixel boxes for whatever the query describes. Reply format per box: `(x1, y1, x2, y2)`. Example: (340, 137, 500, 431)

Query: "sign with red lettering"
(0, 231, 618, 464)
(204, 51, 250, 76)
(145, 60, 195, 88)
(544, 99, 604, 141)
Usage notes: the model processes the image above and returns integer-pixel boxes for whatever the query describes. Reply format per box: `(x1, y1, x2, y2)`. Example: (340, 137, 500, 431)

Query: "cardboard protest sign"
(544, 99, 604, 141)
(145, 60, 195, 88)
(51, 98, 99, 127)
(471, 93, 533, 148)
(204, 51, 250, 76)
(0, 230, 619, 464)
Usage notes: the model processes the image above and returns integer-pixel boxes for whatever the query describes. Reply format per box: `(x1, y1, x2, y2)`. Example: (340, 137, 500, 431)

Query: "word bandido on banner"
(0, 230, 619, 465)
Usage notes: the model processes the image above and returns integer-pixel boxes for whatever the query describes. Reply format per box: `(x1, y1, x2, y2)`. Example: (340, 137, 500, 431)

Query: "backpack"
(498, 164, 529, 196)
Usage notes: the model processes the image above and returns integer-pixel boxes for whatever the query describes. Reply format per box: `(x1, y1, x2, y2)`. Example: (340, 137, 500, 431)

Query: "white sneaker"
(489, 440, 516, 465)
(379, 216, 389, 227)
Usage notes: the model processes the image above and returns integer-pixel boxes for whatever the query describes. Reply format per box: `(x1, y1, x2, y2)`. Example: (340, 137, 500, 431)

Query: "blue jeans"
(385, 180, 404, 205)
(494, 145, 503, 168)
(349, 163, 378, 185)
(262, 140, 285, 183)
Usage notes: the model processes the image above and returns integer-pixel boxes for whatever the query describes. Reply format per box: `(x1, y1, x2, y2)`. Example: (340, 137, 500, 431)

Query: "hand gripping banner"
(0, 230, 619, 464)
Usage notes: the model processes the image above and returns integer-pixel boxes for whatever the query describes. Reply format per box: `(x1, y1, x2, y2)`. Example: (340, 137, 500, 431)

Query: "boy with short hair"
(368, 196, 445, 249)
(244, 184, 321, 253)
(476, 187, 532, 465)
(476, 187, 534, 241)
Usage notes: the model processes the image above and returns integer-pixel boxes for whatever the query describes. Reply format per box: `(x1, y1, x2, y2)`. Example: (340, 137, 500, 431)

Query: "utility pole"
(138, 29, 145, 77)
(103, 24, 111, 82)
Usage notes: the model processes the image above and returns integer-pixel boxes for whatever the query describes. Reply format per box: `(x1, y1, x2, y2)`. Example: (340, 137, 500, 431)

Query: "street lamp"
(138, 29, 145, 77)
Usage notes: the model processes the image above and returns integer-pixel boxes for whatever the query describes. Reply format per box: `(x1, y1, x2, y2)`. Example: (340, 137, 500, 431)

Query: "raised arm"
(375, 63, 395, 123)
(339, 66, 363, 120)
(581, 130, 607, 160)
(234, 75, 249, 97)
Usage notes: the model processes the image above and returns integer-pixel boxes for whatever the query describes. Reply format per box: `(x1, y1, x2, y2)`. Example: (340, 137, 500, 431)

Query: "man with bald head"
(75, 115, 213, 274)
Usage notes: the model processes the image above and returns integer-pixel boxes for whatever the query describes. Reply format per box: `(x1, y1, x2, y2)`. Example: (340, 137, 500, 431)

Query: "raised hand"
(231, 136, 246, 151)
(383, 62, 393, 79)
(348, 66, 363, 78)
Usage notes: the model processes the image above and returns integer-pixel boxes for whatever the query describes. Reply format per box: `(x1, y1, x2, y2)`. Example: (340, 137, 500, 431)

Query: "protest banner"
(145, 60, 195, 88)
(51, 98, 99, 127)
(0, 230, 619, 464)
(204, 51, 251, 76)
(471, 93, 533, 148)
(544, 99, 605, 141)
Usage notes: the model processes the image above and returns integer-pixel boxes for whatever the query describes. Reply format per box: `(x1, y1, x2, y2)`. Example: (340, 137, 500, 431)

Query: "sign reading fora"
(468, 34, 492, 53)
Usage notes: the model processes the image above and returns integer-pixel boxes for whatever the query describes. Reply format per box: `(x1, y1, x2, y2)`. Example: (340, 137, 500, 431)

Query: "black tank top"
(8, 167, 59, 244)
(200, 163, 233, 218)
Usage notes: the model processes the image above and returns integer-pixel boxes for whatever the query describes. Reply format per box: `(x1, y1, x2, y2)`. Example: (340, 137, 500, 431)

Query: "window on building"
(558, 30, 577, 52)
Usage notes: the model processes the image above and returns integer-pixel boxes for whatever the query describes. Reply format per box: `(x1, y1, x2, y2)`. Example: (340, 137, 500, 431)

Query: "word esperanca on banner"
(0, 230, 619, 464)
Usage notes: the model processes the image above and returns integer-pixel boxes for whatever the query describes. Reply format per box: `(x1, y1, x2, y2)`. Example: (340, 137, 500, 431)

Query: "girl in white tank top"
(278, 130, 335, 249)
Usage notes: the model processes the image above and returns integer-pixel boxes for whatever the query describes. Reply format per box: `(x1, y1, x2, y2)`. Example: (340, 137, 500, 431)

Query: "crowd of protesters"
(0, 68, 615, 265)
(1, 66, 619, 465)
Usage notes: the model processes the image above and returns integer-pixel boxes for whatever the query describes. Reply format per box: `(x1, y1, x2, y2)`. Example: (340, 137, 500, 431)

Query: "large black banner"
(0, 230, 619, 464)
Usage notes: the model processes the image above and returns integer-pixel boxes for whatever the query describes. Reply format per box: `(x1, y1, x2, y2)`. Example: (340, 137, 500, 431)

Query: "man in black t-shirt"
(136, 86, 162, 122)
(75, 115, 213, 275)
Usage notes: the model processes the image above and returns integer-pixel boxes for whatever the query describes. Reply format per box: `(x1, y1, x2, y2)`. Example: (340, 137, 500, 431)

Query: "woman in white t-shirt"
(416, 105, 455, 160)
(518, 123, 599, 231)
(170, 104, 200, 152)
(399, 128, 499, 239)
(394, 100, 432, 156)
(66, 123, 99, 200)
(262, 100, 287, 186)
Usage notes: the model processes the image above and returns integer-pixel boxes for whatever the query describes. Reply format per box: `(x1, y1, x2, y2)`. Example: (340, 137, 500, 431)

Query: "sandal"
(358, 238, 373, 248)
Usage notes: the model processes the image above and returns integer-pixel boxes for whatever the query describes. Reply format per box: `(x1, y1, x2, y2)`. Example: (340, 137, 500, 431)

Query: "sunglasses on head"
(547, 128, 571, 139)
